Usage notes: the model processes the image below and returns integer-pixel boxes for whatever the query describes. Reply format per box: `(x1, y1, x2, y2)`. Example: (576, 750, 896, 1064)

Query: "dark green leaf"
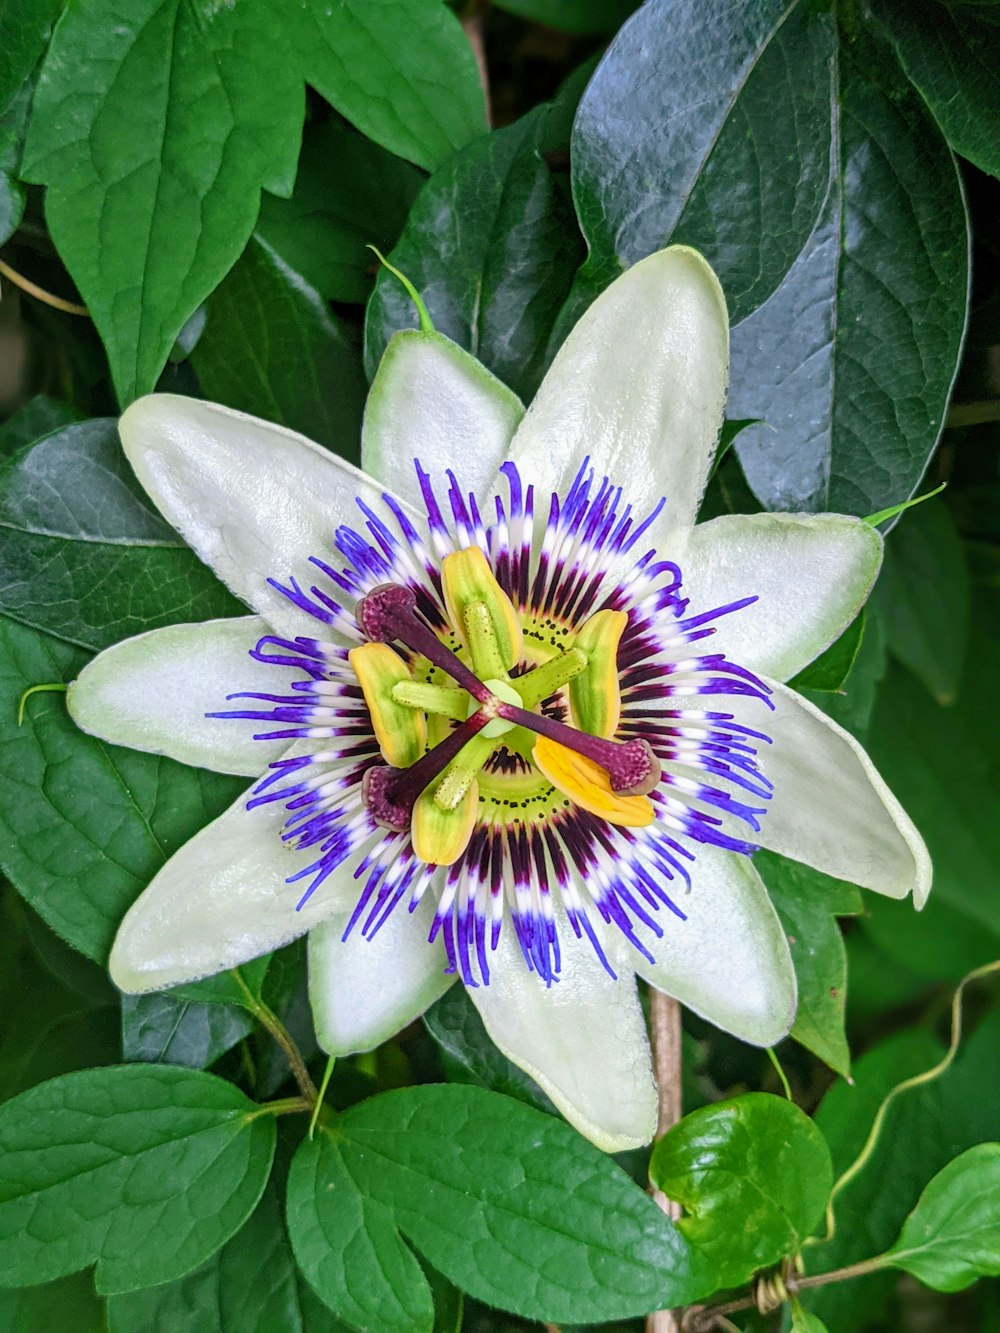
(649, 1093, 833, 1289)
(791, 1305, 829, 1333)
(566, 0, 833, 327)
(0, 982, 117, 1104)
(0, 1271, 106, 1333)
(805, 1011, 1000, 1327)
(863, 587, 1000, 972)
(875, 500, 970, 705)
(0, 419, 243, 650)
(754, 852, 862, 1078)
(872, 0, 1000, 177)
(0, 1065, 275, 1292)
(121, 991, 253, 1069)
(257, 119, 423, 304)
(0, 0, 61, 112)
(291, 0, 486, 172)
(0, 615, 244, 961)
(21, 0, 303, 404)
(190, 235, 365, 459)
(423, 984, 554, 1112)
(730, 32, 968, 518)
(0, 395, 84, 458)
(789, 614, 865, 694)
(492, 0, 637, 35)
(172, 958, 272, 1009)
(0, 74, 31, 244)
(880, 1143, 1000, 1291)
(364, 107, 582, 400)
(288, 1085, 712, 1327)
(800, 604, 888, 742)
(107, 1175, 349, 1332)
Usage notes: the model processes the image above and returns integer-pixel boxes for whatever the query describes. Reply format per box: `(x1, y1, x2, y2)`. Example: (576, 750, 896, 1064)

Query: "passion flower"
(69, 247, 930, 1150)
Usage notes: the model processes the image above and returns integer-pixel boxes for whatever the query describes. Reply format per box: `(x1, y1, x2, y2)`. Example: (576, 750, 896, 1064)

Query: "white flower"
(69, 248, 930, 1152)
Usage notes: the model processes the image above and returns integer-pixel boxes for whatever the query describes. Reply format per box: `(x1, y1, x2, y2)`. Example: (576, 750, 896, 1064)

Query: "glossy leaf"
(566, 0, 834, 327)
(121, 991, 253, 1069)
(872, 0, 1000, 178)
(107, 1177, 349, 1332)
(0, 1065, 275, 1292)
(0, 419, 243, 651)
(754, 852, 862, 1078)
(21, 0, 304, 405)
(879, 1144, 1000, 1291)
(190, 235, 366, 459)
(288, 1085, 712, 1327)
(730, 32, 969, 517)
(0, 76, 30, 245)
(875, 500, 970, 705)
(0, 615, 244, 961)
(257, 119, 423, 304)
(423, 984, 553, 1113)
(291, 0, 486, 172)
(365, 107, 582, 400)
(650, 1093, 833, 1289)
(0, 395, 83, 458)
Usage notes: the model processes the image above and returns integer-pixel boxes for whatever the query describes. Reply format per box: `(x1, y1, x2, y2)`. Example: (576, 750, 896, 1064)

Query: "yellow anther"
(441, 547, 522, 679)
(348, 642, 426, 768)
(569, 609, 628, 739)
(413, 777, 480, 865)
(532, 734, 654, 828)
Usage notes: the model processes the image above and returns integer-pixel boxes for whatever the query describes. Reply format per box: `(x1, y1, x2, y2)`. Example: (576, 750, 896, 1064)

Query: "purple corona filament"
(214, 459, 774, 987)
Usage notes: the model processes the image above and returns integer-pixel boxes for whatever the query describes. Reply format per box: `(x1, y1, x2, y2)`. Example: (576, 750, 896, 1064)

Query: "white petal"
(308, 889, 454, 1055)
(119, 394, 415, 639)
(503, 247, 728, 545)
(748, 679, 931, 905)
(685, 512, 883, 681)
(67, 617, 285, 777)
(109, 782, 359, 992)
(628, 844, 796, 1046)
(362, 330, 523, 508)
(469, 909, 657, 1152)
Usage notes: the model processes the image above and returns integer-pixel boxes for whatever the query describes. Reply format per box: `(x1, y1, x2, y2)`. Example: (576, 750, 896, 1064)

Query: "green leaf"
(805, 1011, 1000, 1327)
(0, 615, 244, 961)
(0, 0, 61, 112)
(492, 0, 637, 35)
(190, 235, 366, 459)
(291, 0, 486, 172)
(0, 394, 83, 458)
(799, 606, 888, 742)
(879, 1144, 1000, 1291)
(288, 1085, 712, 1327)
(871, 0, 1000, 178)
(0, 1271, 106, 1333)
(0, 73, 31, 245)
(791, 1304, 829, 1333)
(567, 0, 834, 327)
(364, 107, 582, 401)
(649, 1093, 833, 1289)
(422, 984, 554, 1113)
(0, 1065, 275, 1292)
(21, 0, 304, 405)
(729, 29, 969, 518)
(257, 120, 422, 305)
(108, 1175, 349, 1332)
(863, 586, 1000, 974)
(0, 419, 243, 651)
(789, 613, 866, 694)
(875, 500, 970, 705)
(121, 991, 253, 1070)
(754, 852, 862, 1078)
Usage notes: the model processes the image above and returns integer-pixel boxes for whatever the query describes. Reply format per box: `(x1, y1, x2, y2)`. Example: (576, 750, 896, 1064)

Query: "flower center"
(351, 550, 662, 866)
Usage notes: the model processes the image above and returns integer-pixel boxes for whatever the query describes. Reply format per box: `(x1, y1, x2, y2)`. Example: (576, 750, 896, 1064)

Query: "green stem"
(231, 968, 318, 1103)
(309, 1056, 336, 1139)
(244, 1095, 312, 1122)
(766, 1045, 793, 1100)
(18, 682, 68, 725)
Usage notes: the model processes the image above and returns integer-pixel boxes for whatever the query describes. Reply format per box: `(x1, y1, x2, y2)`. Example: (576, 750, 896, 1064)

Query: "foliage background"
(0, 0, 998, 1329)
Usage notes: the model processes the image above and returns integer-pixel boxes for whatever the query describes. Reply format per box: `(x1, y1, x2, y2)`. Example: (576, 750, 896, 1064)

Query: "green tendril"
(17, 682, 68, 726)
(368, 245, 435, 333)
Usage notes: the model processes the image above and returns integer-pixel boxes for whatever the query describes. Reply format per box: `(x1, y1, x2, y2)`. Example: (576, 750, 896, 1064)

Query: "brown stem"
(647, 990, 684, 1333)
(684, 1257, 887, 1330)
(0, 257, 89, 316)
(461, 0, 492, 127)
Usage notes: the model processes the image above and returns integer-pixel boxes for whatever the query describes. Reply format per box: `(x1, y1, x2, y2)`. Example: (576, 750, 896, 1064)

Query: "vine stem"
(0, 257, 89, 316)
(647, 990, 683, 1333)
(684, 1257, 887, 1329)
(231, 969, 318, 1103)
